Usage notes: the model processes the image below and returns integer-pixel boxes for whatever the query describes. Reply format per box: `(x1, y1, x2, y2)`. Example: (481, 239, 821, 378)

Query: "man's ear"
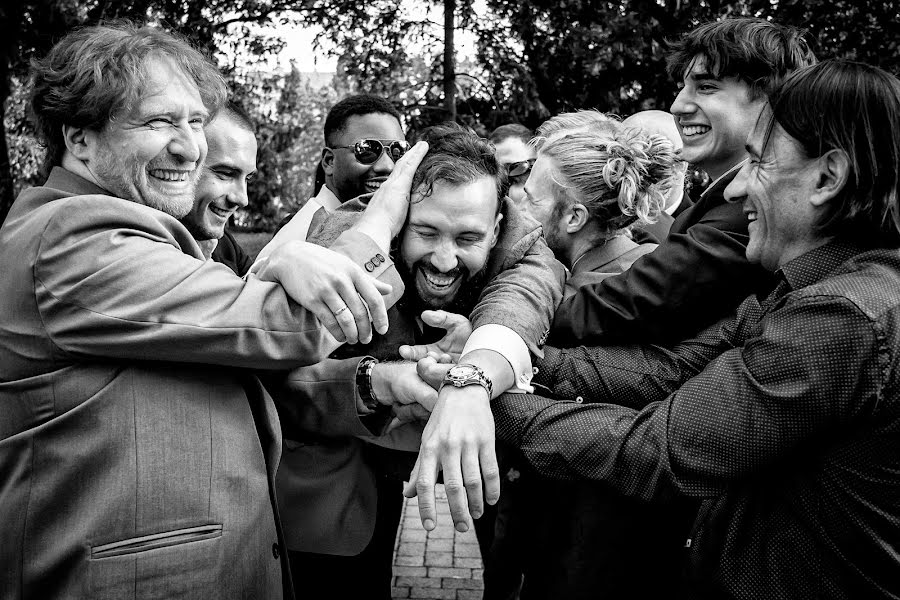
(565, 202, 590, 234)
(321, 147, 335, 175)
(62, 124, 92, 161)
(489, 211, 503, 249)
(811, 148, 850, 208)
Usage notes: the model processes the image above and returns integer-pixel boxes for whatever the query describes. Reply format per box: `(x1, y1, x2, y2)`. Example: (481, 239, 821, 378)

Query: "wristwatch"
(441, 364, 493, 398)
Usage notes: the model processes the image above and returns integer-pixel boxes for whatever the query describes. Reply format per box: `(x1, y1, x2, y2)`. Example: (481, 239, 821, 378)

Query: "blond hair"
(534, 110, 678, 235)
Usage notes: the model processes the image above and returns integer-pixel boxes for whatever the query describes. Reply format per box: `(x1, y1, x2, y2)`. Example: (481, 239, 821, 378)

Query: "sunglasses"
(330, 139, 410, 165)
(506, 159, 535, 180)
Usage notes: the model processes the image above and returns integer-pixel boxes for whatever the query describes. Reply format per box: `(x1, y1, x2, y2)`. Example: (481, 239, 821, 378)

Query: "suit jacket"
(564, 236, 657, 294)
(274, 196, 566, 555)
(0, 168, 402, 599)
(630, 211, 674, 245)
(550, 165, 774, 345)
(211, 228, 254, 276)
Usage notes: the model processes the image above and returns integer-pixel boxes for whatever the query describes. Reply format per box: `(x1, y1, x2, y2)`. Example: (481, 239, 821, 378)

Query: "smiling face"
(85, 58, 208, 218)
(724, 113, 820, 271)
(183, 114, 257, 240)
(324, 112, 405, 202)
(399, 177, 502, 310)
(670, 56, 767, 180)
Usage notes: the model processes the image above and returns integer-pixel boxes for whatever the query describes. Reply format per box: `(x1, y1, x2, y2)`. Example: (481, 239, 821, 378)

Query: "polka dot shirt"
(494, 241, 900, 599)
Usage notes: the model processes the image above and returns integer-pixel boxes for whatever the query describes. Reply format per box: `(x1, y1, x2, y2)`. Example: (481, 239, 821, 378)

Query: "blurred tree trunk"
(0, 3, 24, 227)
(443, 0, 456, 121)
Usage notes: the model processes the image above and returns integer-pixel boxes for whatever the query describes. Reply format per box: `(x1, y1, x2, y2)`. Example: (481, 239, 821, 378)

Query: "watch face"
(449, 365, 478, 378)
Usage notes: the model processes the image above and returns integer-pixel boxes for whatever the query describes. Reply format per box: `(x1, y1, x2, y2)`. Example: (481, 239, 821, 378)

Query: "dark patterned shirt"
(494, 241, 900, 599)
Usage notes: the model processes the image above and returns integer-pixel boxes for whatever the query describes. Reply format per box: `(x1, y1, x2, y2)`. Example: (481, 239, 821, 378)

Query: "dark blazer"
(550, 166, 774, 345)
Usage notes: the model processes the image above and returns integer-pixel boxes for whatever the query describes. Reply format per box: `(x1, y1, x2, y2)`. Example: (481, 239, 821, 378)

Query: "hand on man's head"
(353, 141, 429, 249)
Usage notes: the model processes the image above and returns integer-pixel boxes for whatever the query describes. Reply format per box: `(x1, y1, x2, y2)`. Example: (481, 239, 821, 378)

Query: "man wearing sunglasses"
(490, 123, 536, 205)
(259, 94, 407, 258)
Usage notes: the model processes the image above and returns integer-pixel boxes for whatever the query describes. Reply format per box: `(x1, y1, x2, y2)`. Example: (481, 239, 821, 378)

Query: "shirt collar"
(777, 239, 868, 292)
(45, 167, 111, 197)
(316, 185, 343, 211)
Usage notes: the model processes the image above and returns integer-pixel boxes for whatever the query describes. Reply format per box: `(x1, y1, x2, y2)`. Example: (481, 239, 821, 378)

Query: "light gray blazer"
(0, 169, 401, 599)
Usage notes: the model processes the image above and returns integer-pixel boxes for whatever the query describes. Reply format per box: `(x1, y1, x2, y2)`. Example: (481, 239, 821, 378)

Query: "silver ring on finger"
(333, 306, 349, 317)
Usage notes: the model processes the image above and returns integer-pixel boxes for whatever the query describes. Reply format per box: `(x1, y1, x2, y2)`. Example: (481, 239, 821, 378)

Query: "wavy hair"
(667, 17, 816, 99)
(29, 21, 227, 171)
(533, 110, 678, 235)
(766, 60, 900, 246)
(411, 123, 506, 214)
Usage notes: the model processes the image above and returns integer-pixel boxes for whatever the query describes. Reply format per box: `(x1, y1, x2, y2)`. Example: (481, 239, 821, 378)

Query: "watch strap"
(355, 356, 381, 412)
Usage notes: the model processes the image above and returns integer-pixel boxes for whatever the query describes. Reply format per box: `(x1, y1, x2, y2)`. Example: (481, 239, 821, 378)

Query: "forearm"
(534, 312, 740, 408)
(551, 222, 772, 346)
(491, 392, 681, 503)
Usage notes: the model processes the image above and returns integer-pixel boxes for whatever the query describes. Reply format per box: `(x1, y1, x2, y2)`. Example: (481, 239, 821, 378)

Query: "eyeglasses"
(506, 159, 535, 181)
(329, 139, 410, 165)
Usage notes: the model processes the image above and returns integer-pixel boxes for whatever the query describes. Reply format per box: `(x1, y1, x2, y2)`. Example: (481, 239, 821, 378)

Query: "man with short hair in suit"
(273, 123, 565, 599)
(180, 101, 258, 276)
(0, 22, 426, 599)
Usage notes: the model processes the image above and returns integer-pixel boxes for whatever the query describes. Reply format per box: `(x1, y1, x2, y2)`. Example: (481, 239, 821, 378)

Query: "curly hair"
(411, 123, 506, 214)
(534, 110, 678, 236)
(29, 21, 227, 171)
(666, 17, 816, 99)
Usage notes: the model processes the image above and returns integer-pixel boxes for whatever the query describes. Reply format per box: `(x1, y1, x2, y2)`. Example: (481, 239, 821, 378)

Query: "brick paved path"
(392, 485, 484, 599)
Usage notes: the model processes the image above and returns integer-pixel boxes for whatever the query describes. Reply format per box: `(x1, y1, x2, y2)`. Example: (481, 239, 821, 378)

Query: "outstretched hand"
(399, 311, 473, 362)
(403, 357, 499, 533)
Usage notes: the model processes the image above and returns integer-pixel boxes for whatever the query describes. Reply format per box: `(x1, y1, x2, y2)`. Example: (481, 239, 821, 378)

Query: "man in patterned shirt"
(424, 59, 900, 599)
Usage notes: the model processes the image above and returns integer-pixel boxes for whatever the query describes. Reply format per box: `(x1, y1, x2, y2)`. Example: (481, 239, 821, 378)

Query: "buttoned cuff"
(462, 324, 533, 393)
(329, 230, 405, 310)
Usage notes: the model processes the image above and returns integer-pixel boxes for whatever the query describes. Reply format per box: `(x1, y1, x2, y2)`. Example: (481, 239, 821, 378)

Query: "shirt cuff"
(462, 324, 533, 393)
(329, 229, 405, 310)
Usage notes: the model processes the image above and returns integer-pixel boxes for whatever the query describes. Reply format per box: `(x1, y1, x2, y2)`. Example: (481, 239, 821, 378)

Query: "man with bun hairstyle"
(487, 110, 684, 599)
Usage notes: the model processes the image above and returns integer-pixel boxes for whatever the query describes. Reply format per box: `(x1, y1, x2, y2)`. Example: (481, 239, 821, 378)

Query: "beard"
(91, 145, 198, 219)
(395, 256, 489, 318)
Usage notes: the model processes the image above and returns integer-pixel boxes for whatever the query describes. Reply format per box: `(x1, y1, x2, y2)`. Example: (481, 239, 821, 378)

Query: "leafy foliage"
(2, 0, 899, 228)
